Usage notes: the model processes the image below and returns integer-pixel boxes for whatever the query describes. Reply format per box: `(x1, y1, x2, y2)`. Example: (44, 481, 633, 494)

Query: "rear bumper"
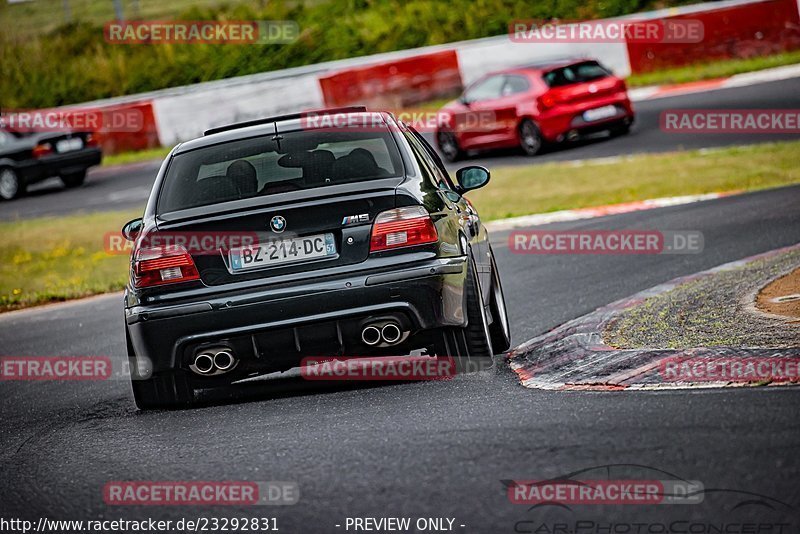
(539, 95, 634, 142)
(125, 256, 468, 377)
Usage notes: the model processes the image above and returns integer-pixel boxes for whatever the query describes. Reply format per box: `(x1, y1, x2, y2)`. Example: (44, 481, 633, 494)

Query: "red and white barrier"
(318, 50, 462, 109)
(20, 0, 800, 153)
(626, 0, 800, 73)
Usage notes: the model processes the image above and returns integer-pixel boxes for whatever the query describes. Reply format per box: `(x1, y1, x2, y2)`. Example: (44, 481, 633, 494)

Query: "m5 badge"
(342, 214, 369, 225)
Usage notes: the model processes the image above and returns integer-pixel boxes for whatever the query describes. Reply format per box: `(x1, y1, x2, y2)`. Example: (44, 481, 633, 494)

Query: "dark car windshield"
(157, 128, 404, 213)
(542, 61, 611, 87)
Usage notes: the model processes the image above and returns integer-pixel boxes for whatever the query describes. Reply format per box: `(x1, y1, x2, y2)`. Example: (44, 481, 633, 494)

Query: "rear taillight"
(32, 143, 53, 158)
(133, 245, 200, 288)
(537, 93, 556, 110)
(85, 133, 100, 147)
(370, 206, 438, 252)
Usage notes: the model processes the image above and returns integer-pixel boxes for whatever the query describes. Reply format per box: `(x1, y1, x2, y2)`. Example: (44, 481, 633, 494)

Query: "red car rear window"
(543, 61, 611, 87)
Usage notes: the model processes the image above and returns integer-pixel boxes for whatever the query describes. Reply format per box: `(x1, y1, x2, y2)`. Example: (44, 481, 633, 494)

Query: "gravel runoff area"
(604, 247, 800, 349)
(758, 266, 800, 321)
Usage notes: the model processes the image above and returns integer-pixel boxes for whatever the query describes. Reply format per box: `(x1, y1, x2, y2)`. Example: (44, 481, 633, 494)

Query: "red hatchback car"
(436, 59, 634, 162)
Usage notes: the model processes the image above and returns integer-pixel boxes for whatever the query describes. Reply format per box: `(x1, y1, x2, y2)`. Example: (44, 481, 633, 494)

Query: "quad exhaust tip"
(361, 322, 404, 346)
(361, 325, 382, 346)
(192, 349, 236, 375)
(194, 353, 215, 374)
(213, 350, 235, 371)
(381, 323, 402, 344)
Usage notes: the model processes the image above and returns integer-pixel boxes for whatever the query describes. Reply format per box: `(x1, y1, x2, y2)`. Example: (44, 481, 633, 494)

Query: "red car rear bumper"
(538, 94, 634, 142)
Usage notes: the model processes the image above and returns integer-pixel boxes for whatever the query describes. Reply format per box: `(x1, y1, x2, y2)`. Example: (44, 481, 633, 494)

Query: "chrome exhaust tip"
(361, 325, 382, 346)
(194, 353, 215, 374)
(213, 350, 235, 371)
(381, 323, 402, 344)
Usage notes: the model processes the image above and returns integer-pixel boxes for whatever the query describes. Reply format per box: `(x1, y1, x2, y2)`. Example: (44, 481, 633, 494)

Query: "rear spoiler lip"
(203, 106, 369, 136)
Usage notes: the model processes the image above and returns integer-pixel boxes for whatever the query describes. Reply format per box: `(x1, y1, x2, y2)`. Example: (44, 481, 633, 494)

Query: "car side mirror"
(122, 218, 143, 242)
(455, 166, 490, 193)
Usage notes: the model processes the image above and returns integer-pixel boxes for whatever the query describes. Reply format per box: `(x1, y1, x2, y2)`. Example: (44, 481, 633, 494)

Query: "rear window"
(157, 128, 403, 213)
(0, 129, 22, 145)
(542, 61, 611, 87)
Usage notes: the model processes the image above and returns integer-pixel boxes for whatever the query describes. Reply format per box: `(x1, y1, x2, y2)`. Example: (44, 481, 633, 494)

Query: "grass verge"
(626, 50, 800, 87)
(603, 248, 800, 349)
(0, 209, 141, 312)
(2, 140, 800, 312)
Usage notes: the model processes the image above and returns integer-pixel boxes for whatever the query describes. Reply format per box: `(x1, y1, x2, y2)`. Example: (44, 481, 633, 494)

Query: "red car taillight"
(85, 133, 100, 147)
(537, 93, 556, 110)
(32, 143, 53, 158)
(370, 206, 438, 252)
(133, 245, 200, 288)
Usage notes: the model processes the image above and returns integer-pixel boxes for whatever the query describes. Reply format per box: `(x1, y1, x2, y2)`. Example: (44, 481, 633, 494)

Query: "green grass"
(626, 50, 800, 87)
(469, 140, 800, 221)
(3, 140, 800, 312)
(0, 209, 141, 312)
(3, 0, 696, 109)
(0, 0, 234, 37)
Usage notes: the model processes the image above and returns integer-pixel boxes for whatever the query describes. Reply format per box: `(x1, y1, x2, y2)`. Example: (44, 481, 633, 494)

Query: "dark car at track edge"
(122, 106, 511, 409)
(0, 128, 102, 200)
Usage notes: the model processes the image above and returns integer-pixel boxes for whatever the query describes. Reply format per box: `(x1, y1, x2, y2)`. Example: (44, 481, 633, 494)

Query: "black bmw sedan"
(122, 107, 510, 409)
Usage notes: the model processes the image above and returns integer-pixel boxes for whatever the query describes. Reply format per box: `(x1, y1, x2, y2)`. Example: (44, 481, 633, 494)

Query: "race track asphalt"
(2, 76, 799, 221)
(1, 184, 799, 532)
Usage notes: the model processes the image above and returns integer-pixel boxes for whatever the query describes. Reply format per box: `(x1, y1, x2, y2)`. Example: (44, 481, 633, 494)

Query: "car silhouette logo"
(270, 215, 286, 233)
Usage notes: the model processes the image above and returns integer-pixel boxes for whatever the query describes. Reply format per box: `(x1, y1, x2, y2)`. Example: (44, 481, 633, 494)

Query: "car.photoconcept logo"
(270, 215, 286, 233)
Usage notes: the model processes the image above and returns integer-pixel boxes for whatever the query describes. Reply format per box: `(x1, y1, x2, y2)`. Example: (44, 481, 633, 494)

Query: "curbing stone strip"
(484, 192, 732, 232)
(507, 243, 800, 391)
(627, 63, 800, 102)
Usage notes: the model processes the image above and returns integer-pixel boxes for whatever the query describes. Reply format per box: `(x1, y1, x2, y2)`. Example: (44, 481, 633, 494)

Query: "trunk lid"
(546, 75, 622, 106)
(153, 179, 400, 286)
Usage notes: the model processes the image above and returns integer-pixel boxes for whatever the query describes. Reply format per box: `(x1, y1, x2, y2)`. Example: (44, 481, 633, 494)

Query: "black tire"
(0, 167, 24, 200)
(436, 252, 493, 373)
(488, 247, 511, 352)
(127, 329, 194, 410)
(610, 121, 631, 136)
(60, 170, 86, 188)
(518, 119, 543, 156)
(131, 372, 195, 410)
(436, 131, 464, 163)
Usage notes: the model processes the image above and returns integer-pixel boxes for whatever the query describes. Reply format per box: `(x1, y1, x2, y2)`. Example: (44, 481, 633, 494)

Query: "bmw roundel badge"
(270, 215, 286, 233)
